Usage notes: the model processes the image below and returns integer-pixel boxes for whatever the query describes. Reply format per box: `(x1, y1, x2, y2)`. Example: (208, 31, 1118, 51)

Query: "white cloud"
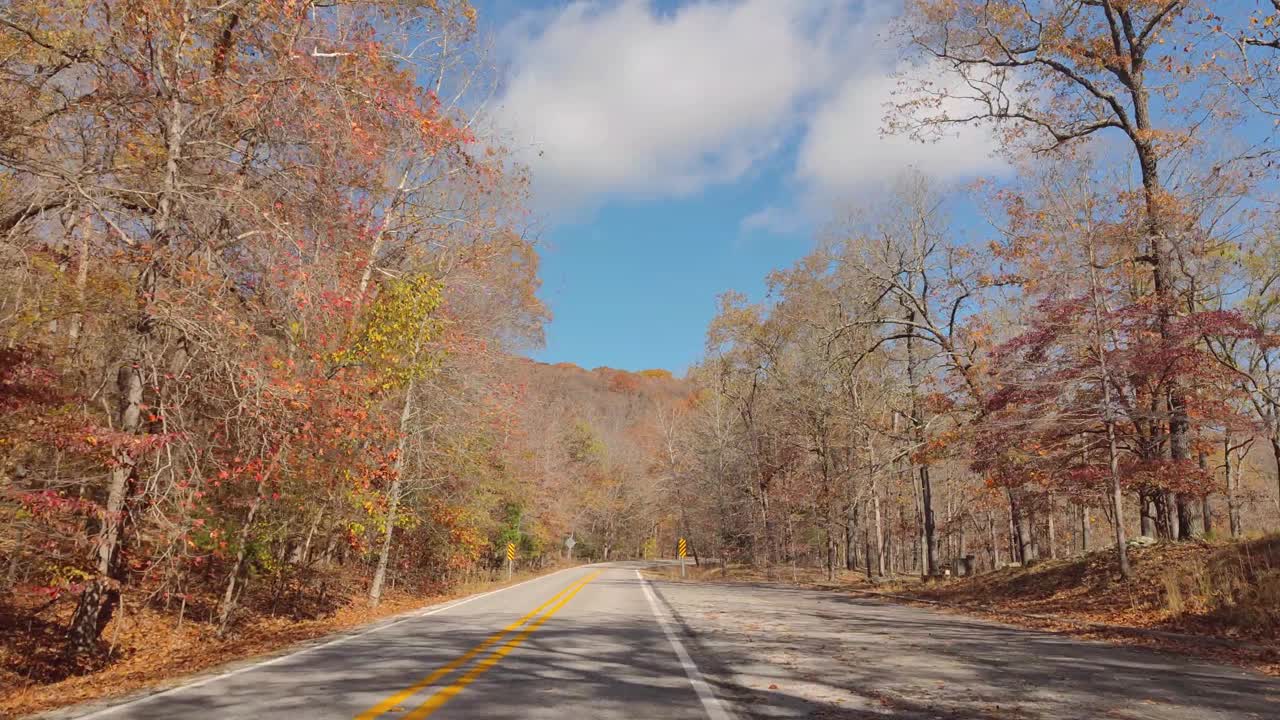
(739, 205, 805, 235)
(493, 0, 848, 207)
(794, 67, 1006, 201)
(490, 1, 1005, 213)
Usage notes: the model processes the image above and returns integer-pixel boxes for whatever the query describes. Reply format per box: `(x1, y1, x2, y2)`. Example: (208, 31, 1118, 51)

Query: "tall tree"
(897, 0, 1233, 538)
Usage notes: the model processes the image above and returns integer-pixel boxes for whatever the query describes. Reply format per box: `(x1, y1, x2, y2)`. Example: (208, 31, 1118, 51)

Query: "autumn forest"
(4, 0, 1280, 710)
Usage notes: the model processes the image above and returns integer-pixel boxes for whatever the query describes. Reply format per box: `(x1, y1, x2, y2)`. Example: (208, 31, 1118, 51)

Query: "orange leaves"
(912, 427, 963, 466)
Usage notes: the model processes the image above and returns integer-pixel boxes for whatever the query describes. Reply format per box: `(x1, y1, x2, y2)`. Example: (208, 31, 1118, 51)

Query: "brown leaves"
(901, 535, 1280, 675)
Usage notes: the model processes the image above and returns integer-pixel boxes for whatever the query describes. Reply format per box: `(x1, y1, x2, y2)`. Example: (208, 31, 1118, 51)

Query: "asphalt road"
(59, 563, 727, 720)
(51, 562, 1279, 720)
(656, 577, 1280, 720)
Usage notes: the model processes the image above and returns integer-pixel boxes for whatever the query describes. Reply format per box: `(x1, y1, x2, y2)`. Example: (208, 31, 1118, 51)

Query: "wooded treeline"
(0, 0, 689, 664)
(668, 1, 1280, 581)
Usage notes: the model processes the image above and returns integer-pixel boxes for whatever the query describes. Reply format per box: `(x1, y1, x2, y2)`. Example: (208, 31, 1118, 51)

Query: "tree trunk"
(1106, 418, 1131, 579)
(1197, 448, 1212, 536)
(1156, 491, 1175, 540)
(1087, 233, 1127, 577)
(1008, 495, 1020, 564)
(1175, 492, 1194, 540)
(919, 469, 938, 573)
(989, 511, 999, 570)
(905, 307, 937, 576)
(1078, 503, 1089, 555)
(1015, 502, 1037, 566)
(863, 530, 873, 581)
(1140, 492, 1156, 538)
(1271, 435, 1280, 518)
(367, 470, 403, 607)
(872, 488, 885, 577)
(844, 505, 856, 572)
(912, 455, 924, 573)
(68, 49, 188, 654)
(299, 507, 323, 565)
(1046, 492, 1057, 560)
(757, 484, 771, 567)
(216, 444, 285, 634)
(67, 361, 142, 655)
(369, 370, 418, 607)
(1132, 77, 1192, 542)
(350, 169, 411, 325)
(1225, 434, 1243, 539)
(827, 521, 837, 581)
(68, 210, 91, 347)
(217, 488, 264, 635)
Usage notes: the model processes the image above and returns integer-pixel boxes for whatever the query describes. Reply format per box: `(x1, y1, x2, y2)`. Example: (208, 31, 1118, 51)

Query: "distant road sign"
(506, 542, 515, 561)
(678, 538, 687, 558)
(565, 535, 576, 550)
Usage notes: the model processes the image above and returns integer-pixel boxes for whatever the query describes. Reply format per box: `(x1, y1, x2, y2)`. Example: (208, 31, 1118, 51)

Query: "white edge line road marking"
(71, 564, 591, 719)
(636, 569, 735, 720)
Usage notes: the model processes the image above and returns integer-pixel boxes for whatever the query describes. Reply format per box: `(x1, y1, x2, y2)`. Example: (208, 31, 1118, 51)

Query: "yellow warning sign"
(678, 538, 687, 558)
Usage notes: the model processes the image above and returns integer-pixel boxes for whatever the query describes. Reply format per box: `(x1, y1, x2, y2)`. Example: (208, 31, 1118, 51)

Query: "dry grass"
(903, 534, 1280, 642)
(1155, 534, 1280, 637)
(0, 565, 574, 719)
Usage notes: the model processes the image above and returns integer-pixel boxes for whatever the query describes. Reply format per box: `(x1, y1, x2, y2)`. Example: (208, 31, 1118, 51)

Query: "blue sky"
(533, 167, 810, 375)
(471, 1, 1005, 375)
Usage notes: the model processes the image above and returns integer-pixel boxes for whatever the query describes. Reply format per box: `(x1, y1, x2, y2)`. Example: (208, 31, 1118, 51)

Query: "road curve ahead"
(65, 563, 729, 720)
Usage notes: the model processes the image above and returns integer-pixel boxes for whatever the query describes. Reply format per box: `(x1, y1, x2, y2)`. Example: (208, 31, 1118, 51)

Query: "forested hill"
(501, 359, 692, 562)
(519, 360, 688, 421)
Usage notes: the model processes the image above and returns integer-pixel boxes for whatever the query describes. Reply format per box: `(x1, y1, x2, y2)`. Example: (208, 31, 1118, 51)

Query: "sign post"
(678, 537, 687, 579)
(506, 542, 515, 581)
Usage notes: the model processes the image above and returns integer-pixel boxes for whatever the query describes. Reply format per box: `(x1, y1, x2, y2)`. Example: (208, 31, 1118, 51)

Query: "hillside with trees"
(502, 359, 690, 563)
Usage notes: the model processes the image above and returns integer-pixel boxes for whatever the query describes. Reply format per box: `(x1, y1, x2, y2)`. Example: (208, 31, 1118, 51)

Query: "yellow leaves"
(637, 368, 673, 380)
(340, 273, 445, 387)
(46, 563, 91, 585)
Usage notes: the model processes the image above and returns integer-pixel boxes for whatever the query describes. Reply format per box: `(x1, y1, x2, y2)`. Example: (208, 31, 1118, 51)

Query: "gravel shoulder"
(648, 578, 1280, 720)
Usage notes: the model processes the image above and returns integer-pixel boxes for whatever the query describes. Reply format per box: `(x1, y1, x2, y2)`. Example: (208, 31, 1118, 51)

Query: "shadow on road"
(647, 578, 1279, 720)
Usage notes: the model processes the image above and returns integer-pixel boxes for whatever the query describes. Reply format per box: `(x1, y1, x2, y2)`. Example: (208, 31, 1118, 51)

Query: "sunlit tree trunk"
(905, 317, 937, 576)
(872, 485, 885, 577)
(1046, 492, 1057, 560)
(68, 47, 188, 651)
(1225, 433, 1244, 539)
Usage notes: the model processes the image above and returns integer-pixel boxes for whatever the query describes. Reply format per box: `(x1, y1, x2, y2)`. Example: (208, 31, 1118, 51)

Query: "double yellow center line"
(357, 570, 601, 719)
